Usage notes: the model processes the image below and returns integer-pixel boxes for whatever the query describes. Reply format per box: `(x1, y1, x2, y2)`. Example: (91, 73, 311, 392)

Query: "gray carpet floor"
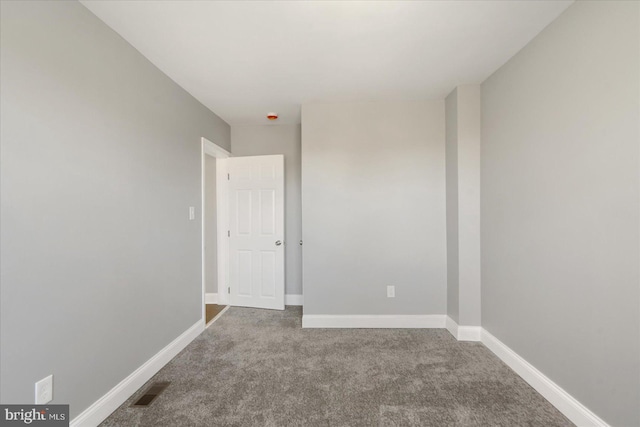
(101, 307, 573, 426)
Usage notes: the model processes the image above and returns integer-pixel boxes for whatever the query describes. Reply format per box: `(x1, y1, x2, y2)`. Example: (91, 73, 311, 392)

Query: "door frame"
(201, 137, 231, 323)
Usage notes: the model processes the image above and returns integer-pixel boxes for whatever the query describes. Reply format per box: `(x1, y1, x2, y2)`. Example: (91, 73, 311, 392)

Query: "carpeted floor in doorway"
(100, 307, 573, 426)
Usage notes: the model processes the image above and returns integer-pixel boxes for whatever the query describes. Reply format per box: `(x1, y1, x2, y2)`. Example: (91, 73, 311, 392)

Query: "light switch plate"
(35, 375, 53, 404)
(387, 285, 395, 298)
(189, 206, 195, 220)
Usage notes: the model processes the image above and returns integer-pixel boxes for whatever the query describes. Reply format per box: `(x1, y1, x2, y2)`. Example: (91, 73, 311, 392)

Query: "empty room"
(0, 1, 638, 426)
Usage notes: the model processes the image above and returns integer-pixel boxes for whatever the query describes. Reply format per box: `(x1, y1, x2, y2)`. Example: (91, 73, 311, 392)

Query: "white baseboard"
(285, 294, 303, 306)
(205, 293, 218, 304)
(481, 329, 609, 427)
(70, 320, 204, 427)
(458, 326, 482, 341)
(302, 314, 446, 328)
(445, 316, 481, 341)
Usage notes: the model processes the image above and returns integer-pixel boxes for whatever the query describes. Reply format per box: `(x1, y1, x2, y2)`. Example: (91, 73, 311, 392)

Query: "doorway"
(201, 138, 286, 323)
(201, 137, 230, 325)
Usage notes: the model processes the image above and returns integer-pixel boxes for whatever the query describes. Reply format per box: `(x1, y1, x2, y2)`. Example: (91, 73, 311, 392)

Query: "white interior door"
(228, 155, 285, 310)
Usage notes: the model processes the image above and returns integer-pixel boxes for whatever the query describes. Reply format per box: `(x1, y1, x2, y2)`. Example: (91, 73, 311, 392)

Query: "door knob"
(275, 240, 282, 246)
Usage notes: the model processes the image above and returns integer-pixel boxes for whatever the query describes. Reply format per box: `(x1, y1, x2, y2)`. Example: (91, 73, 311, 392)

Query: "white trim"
(285, 294, 303, 306)
(201, 137, 231, 314)
(215, 157, 229, 305)
(203, 138, 231, 157)
(481, 329, 609, 427)
(457, 326, 481, 341)
(445, 316, 481, 341)
(302, 314, 446, 329)
(70, 320, 203, 427)
(205, 293, 219, 304)
(205, 305, 230, 329)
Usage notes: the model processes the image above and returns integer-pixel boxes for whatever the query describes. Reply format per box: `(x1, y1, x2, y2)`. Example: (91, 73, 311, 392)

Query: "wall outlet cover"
(387, 285, 395, 298)
(35, 375, 53, 404)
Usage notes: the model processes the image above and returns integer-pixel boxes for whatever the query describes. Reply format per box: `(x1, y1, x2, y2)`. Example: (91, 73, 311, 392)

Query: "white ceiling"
(81, 0, 572, 125)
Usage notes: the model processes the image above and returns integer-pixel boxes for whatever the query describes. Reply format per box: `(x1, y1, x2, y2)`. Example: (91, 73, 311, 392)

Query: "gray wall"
(0, 0, 230, 418)
(481, 1, 639, 425)
(231, 125, 303, 296)
(445, 85, 481, 327)
(302, 101, 447, 315)
(445, 89, 460, 323)
(205, 156, 218, 294)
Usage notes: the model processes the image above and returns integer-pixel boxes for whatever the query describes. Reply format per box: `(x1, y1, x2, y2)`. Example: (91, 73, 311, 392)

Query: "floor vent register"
(131, 382, 170, 407)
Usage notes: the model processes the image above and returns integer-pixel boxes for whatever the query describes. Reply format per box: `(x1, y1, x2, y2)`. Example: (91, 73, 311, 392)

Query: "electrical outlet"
(35, 375, 53, 404)
(189, 206, 195, 220)
(387, 285, 395, 298)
